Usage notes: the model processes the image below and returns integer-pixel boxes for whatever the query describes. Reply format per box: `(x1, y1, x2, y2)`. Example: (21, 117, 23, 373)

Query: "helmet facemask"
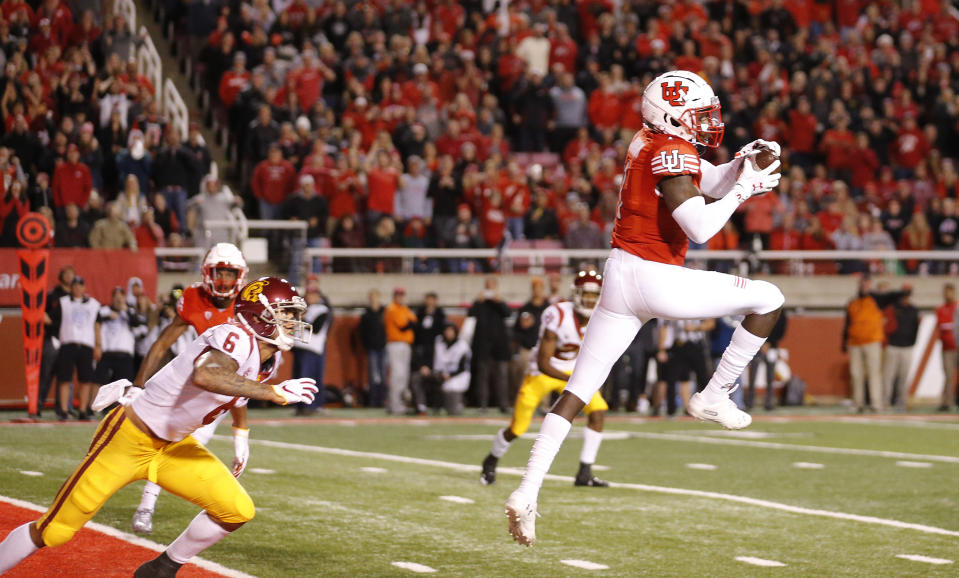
(678, 97, 724, 148)
(573, 286, 601, 318)
(249, 293, 312, 351)
(205, 266, 243, 299)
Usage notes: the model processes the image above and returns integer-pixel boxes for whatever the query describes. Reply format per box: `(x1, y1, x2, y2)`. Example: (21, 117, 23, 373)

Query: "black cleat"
(134, 552, 183, 578)
(574, 463, 609, 487)
(480, 454, 498, 485)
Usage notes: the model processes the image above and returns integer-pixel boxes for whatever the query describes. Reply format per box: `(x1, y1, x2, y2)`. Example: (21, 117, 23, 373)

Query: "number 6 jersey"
(131, 324, 260, 442)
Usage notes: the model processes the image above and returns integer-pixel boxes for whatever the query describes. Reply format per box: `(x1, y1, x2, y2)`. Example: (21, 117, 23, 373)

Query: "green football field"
(2, 409, 958, 577)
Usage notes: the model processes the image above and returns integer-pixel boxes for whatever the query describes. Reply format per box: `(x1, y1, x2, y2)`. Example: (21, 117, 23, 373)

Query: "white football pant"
(565, 248, 784, 404)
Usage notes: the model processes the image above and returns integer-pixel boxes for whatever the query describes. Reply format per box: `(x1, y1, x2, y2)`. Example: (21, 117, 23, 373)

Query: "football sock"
(703, 325, 766, 404)
(579, 427, 602, 465)
(515, 413, 572, 500)
(166, 512, 231, 564)
(490, 429, 511, 458)
(0, 523, 40, 573)
(139, 481, 162, 512)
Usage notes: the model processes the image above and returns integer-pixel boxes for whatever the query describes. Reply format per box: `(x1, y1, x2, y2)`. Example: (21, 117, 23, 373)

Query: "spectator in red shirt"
(549, 23, 578, 74)
(67, 9, 100, 49)
(134, 207, 165, 249)
(218, 52, 250, 109)
(587, 72, 621, 131)
(480, 189, 507, 248)
(891, 115, 929, 179)
(52, 143, 92, 213)
(364, 148, 401, 225)
(35, 0, 71, 47)
(936, 283, 957, 411)
(292, 49, 335, 111)
(819, 115, 856, 180)
(251, 144, 297, 220)
(786, 97, 819, 168)
(849, 132, 880, 195)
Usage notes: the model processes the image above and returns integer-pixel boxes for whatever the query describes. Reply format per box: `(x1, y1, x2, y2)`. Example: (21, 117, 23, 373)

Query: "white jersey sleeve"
(131, 324, 260, 442)
(527, 302, 582, 376)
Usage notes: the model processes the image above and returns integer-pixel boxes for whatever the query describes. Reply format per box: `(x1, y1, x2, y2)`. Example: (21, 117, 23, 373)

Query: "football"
(752, 147, 780, 174)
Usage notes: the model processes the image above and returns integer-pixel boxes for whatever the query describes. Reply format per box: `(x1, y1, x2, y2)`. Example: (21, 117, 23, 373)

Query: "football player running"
(481, 271, 609, 488)
(131, 243, 251, 534)
(505, 70, 785, 546)
(0, 277, 317, 577)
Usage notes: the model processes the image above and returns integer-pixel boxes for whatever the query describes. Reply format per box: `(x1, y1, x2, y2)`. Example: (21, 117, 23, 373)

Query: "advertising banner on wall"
(0, 249, 158, 307)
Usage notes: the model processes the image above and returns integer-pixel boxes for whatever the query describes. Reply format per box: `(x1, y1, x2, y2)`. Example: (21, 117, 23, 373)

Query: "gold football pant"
(508, 373, 609, 437)
(35, 407, 254, 547)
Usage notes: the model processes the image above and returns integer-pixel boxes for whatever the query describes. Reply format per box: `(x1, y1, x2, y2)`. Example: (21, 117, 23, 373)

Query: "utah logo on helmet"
(642, 71, 725, 148)
(235, 276, 312, 351)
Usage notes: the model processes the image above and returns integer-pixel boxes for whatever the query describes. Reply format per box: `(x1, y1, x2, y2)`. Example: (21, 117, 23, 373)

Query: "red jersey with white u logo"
(611, 128, 702, 265)
(177, 283, 235, 333)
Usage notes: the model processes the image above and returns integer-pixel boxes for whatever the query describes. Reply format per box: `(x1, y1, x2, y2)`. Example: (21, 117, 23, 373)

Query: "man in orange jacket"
(842, 275, 907, 412)
(385, 287, 417, 414)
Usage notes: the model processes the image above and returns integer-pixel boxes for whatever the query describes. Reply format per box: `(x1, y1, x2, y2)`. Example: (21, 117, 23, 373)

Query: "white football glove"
(734, 138, 781, 160)
(232, 427, 249, 477)
(272, 378, 318, 405)
(732, 157, 782, 203)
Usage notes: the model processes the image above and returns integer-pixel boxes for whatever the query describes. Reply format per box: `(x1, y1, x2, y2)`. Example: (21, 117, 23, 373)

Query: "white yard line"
(0, 495, 256, 577)
(232, 436, 959, 538)
(560, 559, 610, 570)
(438, 495, 475, 504)
(833, 418, 959, 431)
(686, 463, 717, 470)
(391, 561, 437, 573)
(18, 470, 43, 476)
(614, 430, 959, 464)
(792, 462, 825, 469)
(735, 556, 786, 567)
(896, 461, 933, 468)
(896, 554, 953, 565)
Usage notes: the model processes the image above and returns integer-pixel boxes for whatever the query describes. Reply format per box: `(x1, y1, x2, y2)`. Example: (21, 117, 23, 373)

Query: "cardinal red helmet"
(234, 276, 311, 351)
(572, 269, 602, 318)
(202, 243, 249, 299)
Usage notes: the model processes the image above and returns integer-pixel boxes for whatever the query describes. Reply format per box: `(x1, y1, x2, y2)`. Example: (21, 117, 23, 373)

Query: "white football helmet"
(641, 70, 725, 148)
(572, 270, 602, 318)
(202, 243, 249, 300)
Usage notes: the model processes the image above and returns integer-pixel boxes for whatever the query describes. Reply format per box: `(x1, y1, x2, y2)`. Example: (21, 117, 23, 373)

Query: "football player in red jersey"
(0, 277, 317, 577)
(130, 242, 251, 534)
(505, 71, 785, 546)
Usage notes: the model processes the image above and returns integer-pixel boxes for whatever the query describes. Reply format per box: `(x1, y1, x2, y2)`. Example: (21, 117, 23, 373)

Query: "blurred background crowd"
(0, 0, 956, 276)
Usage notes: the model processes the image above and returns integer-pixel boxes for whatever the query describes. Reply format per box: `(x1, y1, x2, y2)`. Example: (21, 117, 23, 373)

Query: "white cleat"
(687, 392, 752, 430)
(132, 508, 154, 534)
(505, 492, 539, 547)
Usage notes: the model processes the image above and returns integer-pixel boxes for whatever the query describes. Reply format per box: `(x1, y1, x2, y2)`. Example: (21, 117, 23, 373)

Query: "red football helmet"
(572, 269, 602, 318)
(202, 243, 249, 300)
(234, 276, 311, 351)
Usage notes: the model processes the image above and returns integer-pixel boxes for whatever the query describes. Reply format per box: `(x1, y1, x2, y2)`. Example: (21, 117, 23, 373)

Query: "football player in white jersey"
(0, 277, 318, 577)
(480, 271, 608, 487)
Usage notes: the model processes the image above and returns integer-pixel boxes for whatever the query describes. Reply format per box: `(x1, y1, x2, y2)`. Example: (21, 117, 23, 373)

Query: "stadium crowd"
(0, 0, 221, 252)
(0, 1, 955, 276)
(158, 0, 959, 274)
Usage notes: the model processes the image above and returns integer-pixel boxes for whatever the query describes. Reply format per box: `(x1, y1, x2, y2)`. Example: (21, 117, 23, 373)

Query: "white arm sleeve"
(670, 190, 744, 245)
(699, 157, 745, 199)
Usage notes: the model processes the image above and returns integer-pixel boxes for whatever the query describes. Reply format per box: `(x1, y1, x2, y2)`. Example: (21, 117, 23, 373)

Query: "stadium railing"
(162, 78, 189, 140)
(139, 29, 163, 108)
(299, 247, 959, 275)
